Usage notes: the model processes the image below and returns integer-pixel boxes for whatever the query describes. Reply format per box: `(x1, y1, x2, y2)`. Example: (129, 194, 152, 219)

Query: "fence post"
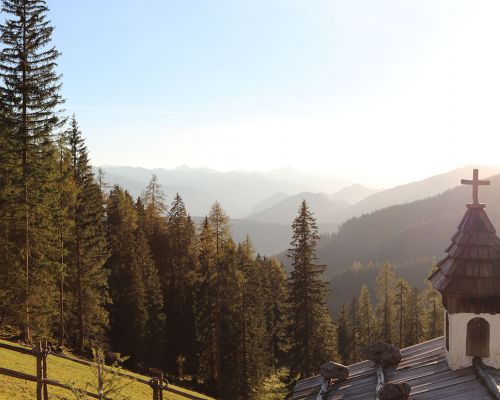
(42, 339, 50, 400)
(34, 341, 43, 400)
(149, 377, 160, 400)
(97, 351, 104, 400)
(149, 373, 168, 400)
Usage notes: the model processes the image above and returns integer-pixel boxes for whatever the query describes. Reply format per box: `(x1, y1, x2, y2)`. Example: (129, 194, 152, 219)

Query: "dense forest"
(0, 1, 445, 399)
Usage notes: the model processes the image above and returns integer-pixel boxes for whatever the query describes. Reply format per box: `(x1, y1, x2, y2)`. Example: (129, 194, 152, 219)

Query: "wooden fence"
(0, 340, 206, 400)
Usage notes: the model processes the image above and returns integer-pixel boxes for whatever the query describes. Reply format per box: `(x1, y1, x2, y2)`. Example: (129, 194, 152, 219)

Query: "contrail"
(66, 106, 253, 119)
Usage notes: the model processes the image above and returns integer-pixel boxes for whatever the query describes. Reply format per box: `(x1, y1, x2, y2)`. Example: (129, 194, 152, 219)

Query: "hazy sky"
(47, 0, 500, 187)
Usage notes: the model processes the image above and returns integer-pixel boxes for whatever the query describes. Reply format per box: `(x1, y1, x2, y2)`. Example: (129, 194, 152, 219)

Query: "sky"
(45, 0, 500, 187)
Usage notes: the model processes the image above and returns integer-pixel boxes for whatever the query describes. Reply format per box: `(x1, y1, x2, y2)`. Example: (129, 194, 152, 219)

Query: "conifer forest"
(0, 1, 447, 399)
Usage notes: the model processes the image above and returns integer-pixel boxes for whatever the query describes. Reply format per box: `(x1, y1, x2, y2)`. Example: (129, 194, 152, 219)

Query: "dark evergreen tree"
(54, 132, 75, 347)
(336, 305, 350, 365)
(194, 216, 218, 391)
(393, 278, 410, 348)
(348, 296, 359, 363)
(357, 285, 375, 350)
(208, 201, 230, 392)
(164, 193, 198, 373)
(260, 256, 288, 369)
(0, 120, 17, 329)
(287, 200, 336, 378)
(0, 0, 64, 341)
(229, 238, 269, 399)
(65, 116, 109, 352)
(106, 186, 165, 366)
(140, 174, 167, 265)
(406, 287, 423, 346)
(375, 263, 396, 343)
(422, 282, 444, 340)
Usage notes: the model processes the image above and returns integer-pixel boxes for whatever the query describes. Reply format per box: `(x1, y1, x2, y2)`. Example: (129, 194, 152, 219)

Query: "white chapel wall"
(446, 312, 500, 370)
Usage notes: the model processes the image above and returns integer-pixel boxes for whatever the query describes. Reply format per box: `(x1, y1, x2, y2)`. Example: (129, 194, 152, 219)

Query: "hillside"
(250, 192, 291, 214)
(0, 339, 212, 400)
(329, 184, 380, 204)
(330, 165, 500, 223)
(246, 192, 349, 224)
(310, 173, 500, 311)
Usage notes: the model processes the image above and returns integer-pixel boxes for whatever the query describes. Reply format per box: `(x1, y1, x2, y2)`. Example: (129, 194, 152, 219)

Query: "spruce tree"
(375, 262, 396, 343)
(164, 193, 198, 373)
(287, 200, 335, 378)
(357, 285, 375, 350)
(393, 278, 411, 348)
(54, 133, 75, 347)
(65, 116, 109, 352)
(336, 305, 350, 365)
(260, 256, 288, 369)
(0, 0, 64, 341)
(406, 287, 423, 346)
(140, 174, 167, 266)
(106, 186, 165, 366)
(422, 282, 444, 340)
(348, 296, 359, 363)
(0, 120, 17, 328)
(208, 201, 231, 391)
(194, 217, 218, 391)
(232, 238, 269, 399)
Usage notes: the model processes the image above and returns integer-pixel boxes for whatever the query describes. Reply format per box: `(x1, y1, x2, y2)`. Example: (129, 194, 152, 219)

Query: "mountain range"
(97, 165, 349, 218)
(97, 164, 500, 257)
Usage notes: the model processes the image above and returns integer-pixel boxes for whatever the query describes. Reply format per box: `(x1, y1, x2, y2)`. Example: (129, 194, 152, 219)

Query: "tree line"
(0, 1, 444, 399)
(335, 263, 444, 366)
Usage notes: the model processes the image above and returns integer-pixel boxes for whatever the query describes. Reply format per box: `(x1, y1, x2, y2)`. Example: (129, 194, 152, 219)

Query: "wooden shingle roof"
(428, 205, 500, 299)
(292, 337, 499, 399)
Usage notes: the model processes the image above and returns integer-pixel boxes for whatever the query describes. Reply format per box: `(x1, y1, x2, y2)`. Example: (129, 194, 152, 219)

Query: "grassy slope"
(0, 340, 212, 400)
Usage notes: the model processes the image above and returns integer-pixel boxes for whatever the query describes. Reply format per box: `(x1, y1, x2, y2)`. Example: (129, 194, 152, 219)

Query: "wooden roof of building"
(429, 205, 500, 298)
(292, 337, 500, 400)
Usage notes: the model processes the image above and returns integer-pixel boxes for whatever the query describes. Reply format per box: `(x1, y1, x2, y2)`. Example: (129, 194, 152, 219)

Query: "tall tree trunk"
(21, 4, 31, 343)
(76, 222, 84, 352)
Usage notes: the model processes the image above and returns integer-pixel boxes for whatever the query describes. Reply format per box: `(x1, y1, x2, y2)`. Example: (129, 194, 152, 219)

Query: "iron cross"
(461, 169, 490, 208)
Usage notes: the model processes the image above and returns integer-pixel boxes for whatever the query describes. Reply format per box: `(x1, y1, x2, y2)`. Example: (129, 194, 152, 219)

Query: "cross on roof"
(461, 168, 490, 208)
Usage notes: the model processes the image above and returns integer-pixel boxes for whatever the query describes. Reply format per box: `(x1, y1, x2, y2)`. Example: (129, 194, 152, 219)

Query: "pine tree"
(336, 305, 350, 365)
(54, 133, 76, 347)
(406, 287, 423, 346)
(287, 200, 336, 378)
(64, 116, 110, 352)
(139, 175, 167, 291)
(208, 201, 231, 392)
(422, 282, 444, 340)
(194, 217, 218, 391)
(375, 263, 396, 343)
(0, 120, 17, 328)
(230, 238, 269, 399)
(140, 174, 167, 262)
(393, 278, 411, 348)
(357, 285, 375, 350)
(348, 296, 359, 363)
(260, 256, 288, 369)
(164, 193, 198, 373)
(106, 186, 165, 366)
(0, 0, 65, 341)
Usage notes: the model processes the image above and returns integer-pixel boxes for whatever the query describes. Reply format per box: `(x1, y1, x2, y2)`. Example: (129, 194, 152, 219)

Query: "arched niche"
(466, 317, 490, 358)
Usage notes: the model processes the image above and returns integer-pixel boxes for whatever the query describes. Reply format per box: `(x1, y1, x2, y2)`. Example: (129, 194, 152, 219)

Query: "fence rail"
(0, 365, 109, 399)
(0, 340, 208, 400)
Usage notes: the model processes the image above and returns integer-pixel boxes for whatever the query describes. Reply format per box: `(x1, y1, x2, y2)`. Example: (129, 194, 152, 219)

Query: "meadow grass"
(0, 339, 212, 400)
